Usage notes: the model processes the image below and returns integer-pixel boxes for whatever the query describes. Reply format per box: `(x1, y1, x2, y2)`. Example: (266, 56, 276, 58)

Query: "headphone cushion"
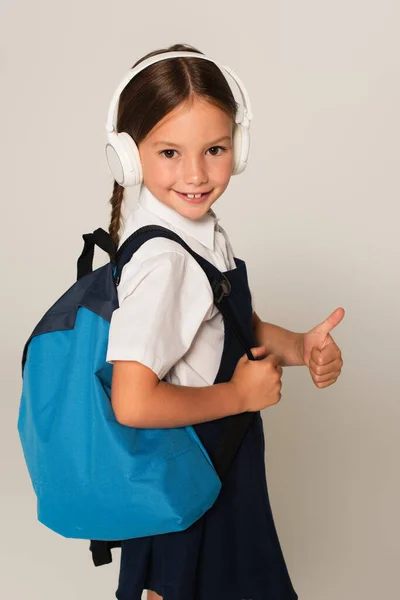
(232, 124, 249, 175)
(117, 132, 143, 186)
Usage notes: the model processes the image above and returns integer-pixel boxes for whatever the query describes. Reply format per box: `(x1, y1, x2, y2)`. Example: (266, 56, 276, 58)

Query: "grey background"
(1, 0, 399, 598)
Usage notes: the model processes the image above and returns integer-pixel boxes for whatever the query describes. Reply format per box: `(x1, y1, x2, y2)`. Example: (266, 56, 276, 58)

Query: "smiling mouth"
(175, 191, 211, 197)
(173, 190, 212, 203)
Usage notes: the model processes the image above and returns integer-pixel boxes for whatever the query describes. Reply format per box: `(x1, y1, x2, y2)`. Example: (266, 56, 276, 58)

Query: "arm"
(111, 360, 244, 428)
(252, 310, 305, 367)
(112, 311, 302, 427)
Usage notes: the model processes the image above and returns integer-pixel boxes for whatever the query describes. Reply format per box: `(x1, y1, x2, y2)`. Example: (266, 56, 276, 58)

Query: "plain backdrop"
(1, 1, 399, 599)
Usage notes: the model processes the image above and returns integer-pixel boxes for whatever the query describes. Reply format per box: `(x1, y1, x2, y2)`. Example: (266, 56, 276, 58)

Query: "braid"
(109, 180, 125, 247)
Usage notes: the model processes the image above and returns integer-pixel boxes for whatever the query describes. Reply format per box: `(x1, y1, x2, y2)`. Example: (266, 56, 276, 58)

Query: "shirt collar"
(137, 184, 218, 251)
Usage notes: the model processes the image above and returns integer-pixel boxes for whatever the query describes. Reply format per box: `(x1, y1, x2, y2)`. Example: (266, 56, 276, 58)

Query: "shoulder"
(127, 236, 191, 264)
(118, 236, 214, 307)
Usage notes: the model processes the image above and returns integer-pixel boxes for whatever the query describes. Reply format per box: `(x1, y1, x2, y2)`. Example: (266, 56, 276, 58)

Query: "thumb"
(250, 346, 267, 360)
(311, 307, 345, 339)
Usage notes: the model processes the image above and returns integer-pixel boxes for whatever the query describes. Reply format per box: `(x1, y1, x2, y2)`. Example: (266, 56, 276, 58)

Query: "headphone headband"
(105, 51, 253, 135)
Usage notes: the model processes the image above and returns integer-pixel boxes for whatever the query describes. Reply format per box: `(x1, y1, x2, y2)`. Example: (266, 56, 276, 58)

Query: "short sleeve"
(105, 250, 214, 380)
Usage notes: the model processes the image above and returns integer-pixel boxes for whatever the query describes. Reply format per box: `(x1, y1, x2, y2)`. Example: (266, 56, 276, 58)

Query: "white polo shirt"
(106, 183, 238, 387)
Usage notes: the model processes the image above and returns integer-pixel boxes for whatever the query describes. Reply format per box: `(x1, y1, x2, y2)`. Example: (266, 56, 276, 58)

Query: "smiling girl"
(102, 42, 343, 600)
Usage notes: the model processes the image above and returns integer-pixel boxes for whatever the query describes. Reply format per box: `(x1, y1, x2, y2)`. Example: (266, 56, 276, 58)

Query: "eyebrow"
(152, 135, 232, 147)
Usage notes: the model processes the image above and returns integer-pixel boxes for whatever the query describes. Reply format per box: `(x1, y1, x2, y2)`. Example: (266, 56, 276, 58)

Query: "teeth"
(185, 193, 203, 198)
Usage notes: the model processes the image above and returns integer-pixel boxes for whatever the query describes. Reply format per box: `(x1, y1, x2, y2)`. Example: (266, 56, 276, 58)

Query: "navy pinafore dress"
(112, 233, 299, 600)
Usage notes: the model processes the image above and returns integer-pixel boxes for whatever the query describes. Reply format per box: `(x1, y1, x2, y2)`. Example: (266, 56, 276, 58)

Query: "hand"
(299, 307, 345, 389)
(231, 346, 283, 412)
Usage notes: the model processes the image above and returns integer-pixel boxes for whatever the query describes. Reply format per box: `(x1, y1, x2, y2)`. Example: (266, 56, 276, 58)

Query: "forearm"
(124, 380, 245, 429)
(253, 318, 305, 367)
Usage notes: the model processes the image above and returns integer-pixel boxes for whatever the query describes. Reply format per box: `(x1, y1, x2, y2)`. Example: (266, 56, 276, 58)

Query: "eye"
(159, 149, 178, 159)
(207, 146, 227, 156)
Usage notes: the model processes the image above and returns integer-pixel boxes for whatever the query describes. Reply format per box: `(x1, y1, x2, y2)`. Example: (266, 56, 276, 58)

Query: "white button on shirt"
(106, 184, 238, 387)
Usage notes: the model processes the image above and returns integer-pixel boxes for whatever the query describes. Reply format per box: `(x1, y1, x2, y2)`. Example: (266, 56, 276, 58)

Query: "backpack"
(17, 225, 256, 544)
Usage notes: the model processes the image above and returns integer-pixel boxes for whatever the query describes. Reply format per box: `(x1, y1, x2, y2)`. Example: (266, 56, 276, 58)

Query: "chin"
(179, 206, 209, 220)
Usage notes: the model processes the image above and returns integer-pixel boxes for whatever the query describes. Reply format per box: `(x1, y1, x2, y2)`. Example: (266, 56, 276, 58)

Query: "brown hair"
(108, 43, 238, 246)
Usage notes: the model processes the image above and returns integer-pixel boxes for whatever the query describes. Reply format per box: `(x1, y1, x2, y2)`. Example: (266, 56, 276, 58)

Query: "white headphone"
(105, 51, 253, 187)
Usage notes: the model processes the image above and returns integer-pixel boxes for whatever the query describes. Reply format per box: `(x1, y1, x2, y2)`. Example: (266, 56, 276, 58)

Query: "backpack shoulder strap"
(115, 224, 216, 284)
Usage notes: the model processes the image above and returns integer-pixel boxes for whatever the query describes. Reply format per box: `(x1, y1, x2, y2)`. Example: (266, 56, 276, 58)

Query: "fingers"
(249, 348, 281, 369)
(250, 346, 266, 355)
(311, 342, 341, 365)
(249, 346, 267, 361)
(309, 356, 343, 377)
(314, 378, 338, 389)
(248, 348, 283, 377)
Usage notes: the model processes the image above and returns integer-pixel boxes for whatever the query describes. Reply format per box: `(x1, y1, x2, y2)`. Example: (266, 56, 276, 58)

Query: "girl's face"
(138, 97, 234, 220)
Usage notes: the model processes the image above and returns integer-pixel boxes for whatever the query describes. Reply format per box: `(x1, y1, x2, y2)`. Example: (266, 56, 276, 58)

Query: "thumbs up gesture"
(299, 307, 345, 388)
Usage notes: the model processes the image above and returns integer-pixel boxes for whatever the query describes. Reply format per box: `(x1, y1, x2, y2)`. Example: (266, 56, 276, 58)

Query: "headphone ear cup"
(231, 124, 250, 176)
(119, 133, 143, 186)
(105, 132, 143, 187)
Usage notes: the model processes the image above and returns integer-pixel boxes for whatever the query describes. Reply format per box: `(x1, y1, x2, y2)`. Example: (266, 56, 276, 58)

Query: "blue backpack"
(17, 225, 255, 550)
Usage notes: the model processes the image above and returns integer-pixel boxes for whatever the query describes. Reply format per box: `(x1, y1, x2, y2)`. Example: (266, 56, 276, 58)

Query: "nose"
(181, 155, 209, 186)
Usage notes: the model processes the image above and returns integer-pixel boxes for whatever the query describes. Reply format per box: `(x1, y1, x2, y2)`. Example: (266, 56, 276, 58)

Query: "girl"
(104, 42, 343, 600)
